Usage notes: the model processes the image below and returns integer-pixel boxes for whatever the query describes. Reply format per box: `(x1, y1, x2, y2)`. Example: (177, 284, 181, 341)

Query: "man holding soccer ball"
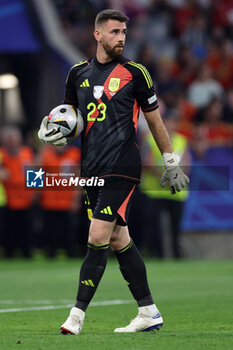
(38, 9, 189, 334)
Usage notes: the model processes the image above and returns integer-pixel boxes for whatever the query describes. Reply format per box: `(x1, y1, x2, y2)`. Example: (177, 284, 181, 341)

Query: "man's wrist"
(162, 152, 180, 170)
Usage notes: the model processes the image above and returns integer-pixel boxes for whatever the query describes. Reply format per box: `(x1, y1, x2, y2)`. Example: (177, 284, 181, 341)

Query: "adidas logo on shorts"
(100, 206, 112, 215)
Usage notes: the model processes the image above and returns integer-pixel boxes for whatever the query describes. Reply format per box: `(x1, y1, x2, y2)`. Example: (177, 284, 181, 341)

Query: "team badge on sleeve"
(93, 85, 104, 99)
(109, 78, 120, 92)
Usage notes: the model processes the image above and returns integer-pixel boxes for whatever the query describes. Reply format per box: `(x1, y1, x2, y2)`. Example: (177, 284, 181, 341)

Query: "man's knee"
(89, 231, 108, 245)
(110, 225, 130, 251)
(88, 218, 116, 245)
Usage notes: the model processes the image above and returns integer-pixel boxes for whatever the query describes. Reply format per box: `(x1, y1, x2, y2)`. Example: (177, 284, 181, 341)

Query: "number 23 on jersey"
(87, 102, 107, 121)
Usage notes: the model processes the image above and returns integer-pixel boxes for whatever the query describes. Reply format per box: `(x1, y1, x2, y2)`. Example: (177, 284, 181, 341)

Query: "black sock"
(75, 242, 109, 311)
(114, 239, 154, 307)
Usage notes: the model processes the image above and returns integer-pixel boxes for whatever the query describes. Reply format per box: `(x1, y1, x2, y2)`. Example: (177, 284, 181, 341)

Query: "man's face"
(97, 19, 127, 59)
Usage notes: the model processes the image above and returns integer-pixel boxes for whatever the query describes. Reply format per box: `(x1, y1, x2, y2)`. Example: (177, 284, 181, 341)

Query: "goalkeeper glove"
(160, 152, 189, 194)
(38, 116, 68, 146)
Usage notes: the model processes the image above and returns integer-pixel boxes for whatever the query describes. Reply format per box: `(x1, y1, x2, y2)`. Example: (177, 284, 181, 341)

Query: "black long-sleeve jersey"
(64, 56, 158, 182)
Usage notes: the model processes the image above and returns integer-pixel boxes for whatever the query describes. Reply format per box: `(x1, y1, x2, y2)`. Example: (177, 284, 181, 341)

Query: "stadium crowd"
(0, 0, 232, 258)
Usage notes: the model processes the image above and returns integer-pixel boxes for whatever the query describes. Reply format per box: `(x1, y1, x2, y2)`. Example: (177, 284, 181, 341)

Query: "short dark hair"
(95, 9, 129, 28)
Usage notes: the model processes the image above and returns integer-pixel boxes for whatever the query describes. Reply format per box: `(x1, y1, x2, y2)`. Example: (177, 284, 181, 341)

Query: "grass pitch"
(0, 258, 232, 350)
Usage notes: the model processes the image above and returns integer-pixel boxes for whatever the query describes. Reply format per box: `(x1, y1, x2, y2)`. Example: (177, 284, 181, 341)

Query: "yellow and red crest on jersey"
(109, 78, 120, 92)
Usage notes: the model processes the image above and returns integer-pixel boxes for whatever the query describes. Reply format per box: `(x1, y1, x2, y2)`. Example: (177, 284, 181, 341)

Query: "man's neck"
(96, 47, 114, 64)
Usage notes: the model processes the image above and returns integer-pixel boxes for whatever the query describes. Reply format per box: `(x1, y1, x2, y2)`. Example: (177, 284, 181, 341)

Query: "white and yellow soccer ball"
(47, 104, 84, 140)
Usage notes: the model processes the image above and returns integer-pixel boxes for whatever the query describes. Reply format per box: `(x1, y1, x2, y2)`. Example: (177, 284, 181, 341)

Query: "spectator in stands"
(137, 43, 156, 78)
(172, 88, 197, 140)
(190, 123, 209, 161)
(188, 63, 224, 108)
(0, 127, 34, 258)
(38, 144, 82, 258)
(211, 0, 233, 31)
(173, 88, 196, 124)
(171, 45, 198, 87)
(206, 39, 233, 90)
(155, 58, 181, 107)
(195, 98, 233, 147)
(172, 0, 199, 36)
(181, 14, 209, 58)
(140, 109, 191, 258)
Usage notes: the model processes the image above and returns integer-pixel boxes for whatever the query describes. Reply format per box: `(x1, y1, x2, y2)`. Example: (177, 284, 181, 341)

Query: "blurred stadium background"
(0, 0, 233, 259)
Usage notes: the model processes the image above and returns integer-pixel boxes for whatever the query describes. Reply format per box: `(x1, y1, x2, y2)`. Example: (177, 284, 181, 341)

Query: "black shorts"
(83, 177, 136, 226)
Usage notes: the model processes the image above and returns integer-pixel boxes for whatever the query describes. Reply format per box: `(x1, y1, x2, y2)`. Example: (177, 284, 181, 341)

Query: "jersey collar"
(93, 56, 121, 67)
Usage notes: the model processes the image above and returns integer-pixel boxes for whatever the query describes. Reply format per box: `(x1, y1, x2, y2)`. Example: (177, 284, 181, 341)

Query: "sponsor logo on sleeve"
(148, 94, 157, 104)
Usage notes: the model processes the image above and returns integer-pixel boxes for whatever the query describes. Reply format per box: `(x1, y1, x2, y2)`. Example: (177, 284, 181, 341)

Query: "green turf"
(0, 258, 232, 350)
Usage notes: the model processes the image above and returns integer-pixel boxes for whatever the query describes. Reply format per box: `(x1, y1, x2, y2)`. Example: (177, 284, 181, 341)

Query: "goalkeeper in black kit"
(38, 9, 189, 334)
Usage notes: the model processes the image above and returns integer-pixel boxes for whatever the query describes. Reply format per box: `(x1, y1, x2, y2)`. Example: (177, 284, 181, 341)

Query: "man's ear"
(94, 29, 102, 42)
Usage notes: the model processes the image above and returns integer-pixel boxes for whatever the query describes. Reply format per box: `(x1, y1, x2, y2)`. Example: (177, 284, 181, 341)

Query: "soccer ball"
(47, 104, 84, 140)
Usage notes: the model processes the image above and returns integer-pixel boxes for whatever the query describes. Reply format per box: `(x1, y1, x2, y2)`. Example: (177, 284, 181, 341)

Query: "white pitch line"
(0, 299, 74, 305)
(0, 300, 133, 314)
